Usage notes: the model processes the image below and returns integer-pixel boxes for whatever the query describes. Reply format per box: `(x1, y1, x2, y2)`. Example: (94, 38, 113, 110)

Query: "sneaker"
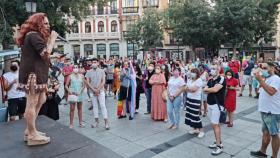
(249, 94, 253, 97)
(88, 99, 91, 102)
(250, 150, 267, 158)
(209, 142, 223, 149)
(211, 145, 223, 155)
(144, 112, 150, 115)
(189, 129, 199, 135)
(197, 132, 205, 138)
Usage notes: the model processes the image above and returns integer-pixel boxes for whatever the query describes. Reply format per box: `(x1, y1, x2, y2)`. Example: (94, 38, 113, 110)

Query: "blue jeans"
(145, 88, 152, 113)
(167, 96, 182, 127)
(261, 112, 280, 135)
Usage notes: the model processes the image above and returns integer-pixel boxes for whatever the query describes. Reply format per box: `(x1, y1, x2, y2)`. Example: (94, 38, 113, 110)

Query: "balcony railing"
(66, 32, 121, 40)
(123, 7, 139, 13)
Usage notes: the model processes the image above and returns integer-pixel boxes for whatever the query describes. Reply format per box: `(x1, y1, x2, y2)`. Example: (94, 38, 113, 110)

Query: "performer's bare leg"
(24, 93, 39, 137)
(24, 92, 47, 136)
(24, 92, 50, 145)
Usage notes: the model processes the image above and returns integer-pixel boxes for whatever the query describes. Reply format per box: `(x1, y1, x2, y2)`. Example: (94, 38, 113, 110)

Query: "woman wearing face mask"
(65, 65, 85, 128)
(166, 67, 185, 129)
(149, 65, 167, 121)
(224, 70, 239, 127)
(183, 68, 205, 138)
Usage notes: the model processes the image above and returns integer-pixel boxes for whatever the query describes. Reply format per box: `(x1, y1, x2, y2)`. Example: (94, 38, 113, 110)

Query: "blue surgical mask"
(262, 70, 270, 78)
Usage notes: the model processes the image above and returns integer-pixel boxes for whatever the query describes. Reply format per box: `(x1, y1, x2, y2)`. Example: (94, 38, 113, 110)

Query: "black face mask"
(10, 66, 18, 72)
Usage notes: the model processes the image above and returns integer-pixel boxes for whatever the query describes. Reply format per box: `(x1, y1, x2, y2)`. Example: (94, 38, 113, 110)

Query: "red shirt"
(229, 61, 240, 74)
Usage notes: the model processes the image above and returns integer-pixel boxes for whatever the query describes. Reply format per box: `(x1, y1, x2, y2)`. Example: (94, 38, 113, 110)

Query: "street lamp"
(25, 0, 37, 15)
(176, 38, 182, 59)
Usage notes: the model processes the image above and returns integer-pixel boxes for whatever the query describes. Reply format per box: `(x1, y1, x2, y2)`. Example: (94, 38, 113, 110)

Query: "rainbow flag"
(129, 61, 137, 118)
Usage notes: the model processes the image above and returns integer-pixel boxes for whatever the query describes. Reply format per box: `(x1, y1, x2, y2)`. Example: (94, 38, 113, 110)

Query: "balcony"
(123, 7, 139, 14)
(66, 32, 121, 41)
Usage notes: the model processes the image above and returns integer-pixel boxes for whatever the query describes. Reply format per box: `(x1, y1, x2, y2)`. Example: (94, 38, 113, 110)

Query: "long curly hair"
(16, 13, 50, 46)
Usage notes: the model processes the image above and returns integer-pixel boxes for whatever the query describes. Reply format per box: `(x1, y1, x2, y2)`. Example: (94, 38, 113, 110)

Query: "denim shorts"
(261, 112, 280, 135)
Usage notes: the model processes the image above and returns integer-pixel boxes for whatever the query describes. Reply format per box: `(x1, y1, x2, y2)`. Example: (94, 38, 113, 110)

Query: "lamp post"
(176, 38, 182, 59)
(25, 0, 37, 16)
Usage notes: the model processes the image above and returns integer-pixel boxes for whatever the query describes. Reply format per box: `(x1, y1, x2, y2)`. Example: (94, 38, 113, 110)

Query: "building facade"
(56, 0, 190, 60)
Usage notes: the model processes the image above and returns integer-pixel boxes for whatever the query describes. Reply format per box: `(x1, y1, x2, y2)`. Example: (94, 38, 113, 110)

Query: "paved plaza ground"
(56, 81, 276, 158)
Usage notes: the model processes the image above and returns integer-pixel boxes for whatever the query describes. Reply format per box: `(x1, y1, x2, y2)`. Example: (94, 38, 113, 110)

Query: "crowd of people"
(2, 53, 280, 156)
(4, 13, 280, 157)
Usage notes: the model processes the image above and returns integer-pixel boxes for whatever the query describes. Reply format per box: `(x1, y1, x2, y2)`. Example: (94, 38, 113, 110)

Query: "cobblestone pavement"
(56, 77, 275, 158)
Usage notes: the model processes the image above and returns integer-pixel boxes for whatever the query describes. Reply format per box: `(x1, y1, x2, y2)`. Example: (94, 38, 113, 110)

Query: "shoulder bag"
(214, 94, 227, 123)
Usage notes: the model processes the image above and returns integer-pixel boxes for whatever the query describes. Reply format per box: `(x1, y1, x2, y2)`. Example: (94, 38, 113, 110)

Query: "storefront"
(110, 43, 119, 58)
(84, 44, 93, 57)
(97, 44, 106, 59)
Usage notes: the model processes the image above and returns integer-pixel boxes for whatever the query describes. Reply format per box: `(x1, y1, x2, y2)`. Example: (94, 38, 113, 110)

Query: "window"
(110, 0, 118, 14)
(111, 21, 117, 32)
(126, 18, 136, 31)
(123, 0, 139, 13)
(127, 42, 138, 57)
(97, 3, 104, 15)
(169, 33, 175, 45)
(73, 45, 80, 58)
(143, 0, 159, 7)
(110, 43, 119, 56)
(97, 44, 106, 58)
(84, 44, 93, 57)
(98, 21, 104, 32)
(72, 22, 79, 33)
(123, 0, 138, 7)
(85, 22, 91, 33)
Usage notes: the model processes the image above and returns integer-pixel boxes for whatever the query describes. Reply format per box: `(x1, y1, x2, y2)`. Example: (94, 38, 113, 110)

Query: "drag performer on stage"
(16, 13, 58, 146)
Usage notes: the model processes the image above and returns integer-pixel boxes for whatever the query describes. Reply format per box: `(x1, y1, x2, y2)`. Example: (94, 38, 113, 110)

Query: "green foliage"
(125, 8, 164, 51)
(167, 0, 279, 53)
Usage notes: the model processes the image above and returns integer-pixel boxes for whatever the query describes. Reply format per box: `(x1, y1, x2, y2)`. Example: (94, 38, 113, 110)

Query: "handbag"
(0, 105, 8, 122)
(68, 94, 78, 103)
(54, 93, 62, 105)
(214, 95, 227, 123)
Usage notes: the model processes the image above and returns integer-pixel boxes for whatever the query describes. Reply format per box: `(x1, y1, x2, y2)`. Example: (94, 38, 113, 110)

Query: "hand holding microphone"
(46, 30, 58, 56)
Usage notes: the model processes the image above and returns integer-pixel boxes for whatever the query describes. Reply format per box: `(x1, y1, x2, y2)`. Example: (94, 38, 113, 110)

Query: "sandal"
(79, 123, 85, 128)
(168, 124, 174, 129)
(27, 134, 50, 146)
(24, 131, 46, 142)
(91, 122, 99, 128)
(227, 123, 233, 127)
(202, 112, 208, 117)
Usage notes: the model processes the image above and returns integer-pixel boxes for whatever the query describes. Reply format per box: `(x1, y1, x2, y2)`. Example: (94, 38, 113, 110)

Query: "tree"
(167, 0, 221, 58)
(214, 0, 279, 56)
(0, 0, 110, 49)
(125, 8, 164, 52)
(253, 0, 279, 43)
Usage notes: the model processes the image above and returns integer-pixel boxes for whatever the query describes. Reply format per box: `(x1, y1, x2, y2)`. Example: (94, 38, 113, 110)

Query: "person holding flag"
(118, 61, 136, 120)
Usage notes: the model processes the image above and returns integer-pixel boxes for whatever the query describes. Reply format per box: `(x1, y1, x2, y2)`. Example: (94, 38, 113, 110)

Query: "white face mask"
(226, 75, 232, 79)
(148, 66, 154, 71)
(92, 64, 98, 69)
(190, 73, 197, 79)
(73, 68, 79, 73)
(210, 69, 217, 76)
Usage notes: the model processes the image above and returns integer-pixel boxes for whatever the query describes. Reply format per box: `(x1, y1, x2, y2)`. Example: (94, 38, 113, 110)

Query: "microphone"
(57, 35, 69, 43)
(50, 27, 69, 43)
